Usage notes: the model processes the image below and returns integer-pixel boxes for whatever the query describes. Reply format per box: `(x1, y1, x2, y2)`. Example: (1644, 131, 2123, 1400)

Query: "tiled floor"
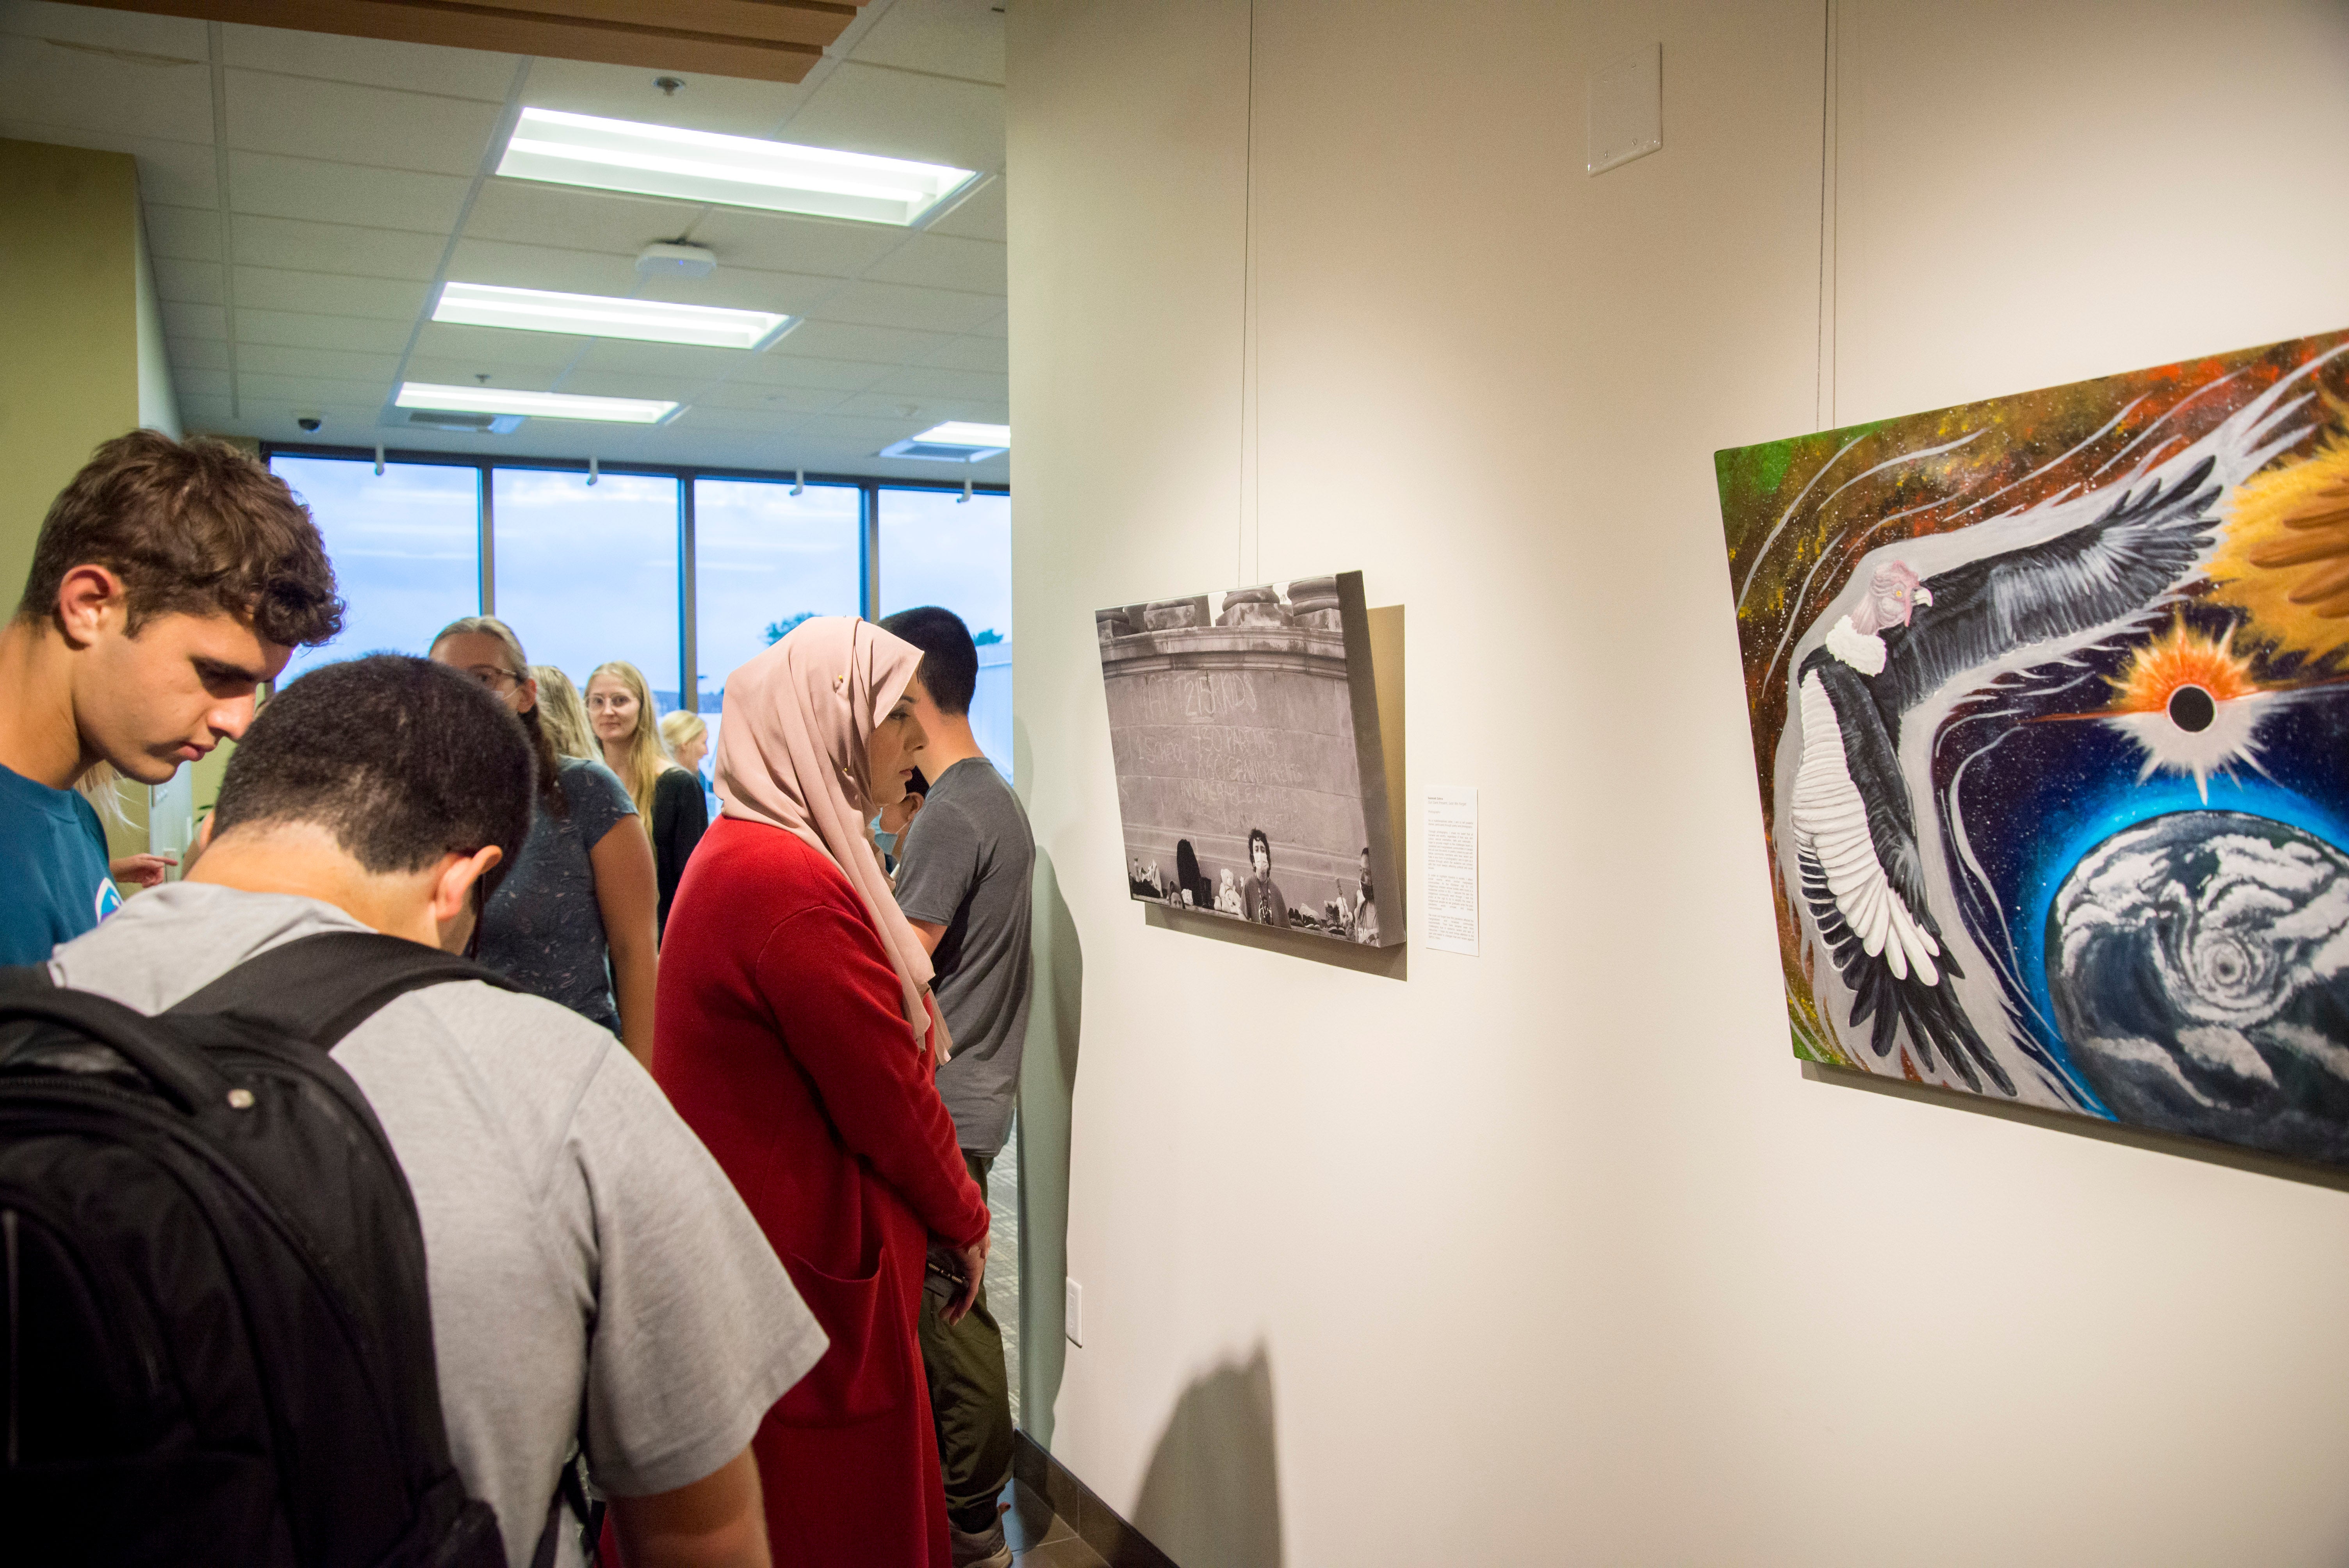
(1003, 1476, 1109, 1567)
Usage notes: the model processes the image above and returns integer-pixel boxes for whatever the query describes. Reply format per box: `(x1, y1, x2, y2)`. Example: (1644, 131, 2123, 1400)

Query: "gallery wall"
(1005, 1, 2349, 1564)
(0, 139, 150, 596)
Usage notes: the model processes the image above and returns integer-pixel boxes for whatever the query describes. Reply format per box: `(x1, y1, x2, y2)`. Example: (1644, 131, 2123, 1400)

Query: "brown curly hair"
(18, 430, 343, 648)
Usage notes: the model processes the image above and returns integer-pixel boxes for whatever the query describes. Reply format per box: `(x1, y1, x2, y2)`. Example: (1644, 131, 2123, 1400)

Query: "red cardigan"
(654, 815, 987, 1568)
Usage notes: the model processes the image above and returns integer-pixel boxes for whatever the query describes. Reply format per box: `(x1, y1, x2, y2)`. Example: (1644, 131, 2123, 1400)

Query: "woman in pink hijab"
(652, 617, 990, 1568)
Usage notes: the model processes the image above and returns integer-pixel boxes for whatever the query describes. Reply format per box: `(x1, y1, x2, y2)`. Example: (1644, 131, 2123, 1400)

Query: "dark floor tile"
(1012, 1536, 1111, 1568)
(1003, 1477, 1073, 1553)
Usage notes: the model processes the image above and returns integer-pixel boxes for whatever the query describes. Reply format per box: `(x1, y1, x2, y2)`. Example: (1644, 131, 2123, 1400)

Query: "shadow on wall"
(1017, 840, 1082, 1445)
(1132, 1345, 1285, 1568)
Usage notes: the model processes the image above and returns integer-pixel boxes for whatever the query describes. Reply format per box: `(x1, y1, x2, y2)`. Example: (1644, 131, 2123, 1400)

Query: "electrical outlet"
(1065, 1278, 1084, 1347)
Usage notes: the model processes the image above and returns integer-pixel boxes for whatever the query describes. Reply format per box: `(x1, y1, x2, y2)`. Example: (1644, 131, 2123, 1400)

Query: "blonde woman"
(586, 660, 707, 938)
(533, 664, 595, 760)
(429, 618, 660, 1066)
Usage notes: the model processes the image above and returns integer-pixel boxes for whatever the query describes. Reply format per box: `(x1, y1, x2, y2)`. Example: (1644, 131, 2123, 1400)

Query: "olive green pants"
(918, 1152, 1014, 1537)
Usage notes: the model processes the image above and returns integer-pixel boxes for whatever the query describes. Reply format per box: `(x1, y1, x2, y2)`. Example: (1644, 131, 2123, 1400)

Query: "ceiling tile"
(219, 23, 517, 102)
(406, 356, 568, 393)
(414, 319, 591, 367)
(848, 0, 1005, 85)
(176, 392, 233, 428)
(781, 319, 955, 364)
(806, 280, 1000, 335)
(692, 381, 845, 415)
(725, 353, 896, 392)
(234, 395, 393, 437)
(226, 69, 504, 178)
(0, 2, 213, 59)
(862, 364, 1006, 402)
(230, 214, 446, 279)
(446, 238, 640, 296)
(235, 343, 403, 383)
(0, 119, 220, 205)
(787, 412, 941, 448)
(672, 404, 804, 434)
(163, 299, 226, 338)
(968, 309, 1007, 337)
(168, 336, 232, 371)
(923, 176, 1004, 242)
(174, 366, 232, 399)
(154, 258, 225, 306)
(0, 34, 211, 144)
(237, 373, 391, 410)
(233, 267, 430, 321)
(577, 338, 748, 382)
(779, 60, 1001, 173)
(239, 308, 410, 353)
(860, 232, 1003, 295)
(923, 334, 1008, 373)
(834, 389, 1004, 424)
(228, 151, 469, 233)
(146, 203, 223, 262)
(463, 178, 700, 255)
(677, 207, 905, 280)
(521, 56, 811, 138)
(636, 266, 839, 317)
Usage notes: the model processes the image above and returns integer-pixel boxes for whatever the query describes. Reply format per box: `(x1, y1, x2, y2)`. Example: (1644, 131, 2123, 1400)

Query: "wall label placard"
(1424, 787, 1478, 955)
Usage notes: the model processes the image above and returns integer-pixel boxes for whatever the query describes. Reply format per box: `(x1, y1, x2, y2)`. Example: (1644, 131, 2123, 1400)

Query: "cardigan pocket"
(774, 1248, 907, 1427)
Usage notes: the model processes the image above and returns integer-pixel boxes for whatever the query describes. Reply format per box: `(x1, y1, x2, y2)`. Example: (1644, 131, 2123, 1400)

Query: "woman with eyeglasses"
(430, 617, 660, 1066)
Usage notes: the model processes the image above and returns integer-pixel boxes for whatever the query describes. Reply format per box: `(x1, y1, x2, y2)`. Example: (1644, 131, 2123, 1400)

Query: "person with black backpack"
(11, 654, 825, 1567)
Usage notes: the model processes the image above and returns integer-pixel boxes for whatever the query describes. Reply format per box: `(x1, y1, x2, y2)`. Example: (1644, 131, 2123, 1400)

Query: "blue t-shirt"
(0, 761, 120, 966)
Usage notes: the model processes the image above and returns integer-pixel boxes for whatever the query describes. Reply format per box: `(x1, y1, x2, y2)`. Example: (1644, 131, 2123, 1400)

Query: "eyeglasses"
(460, 665, 523, 693)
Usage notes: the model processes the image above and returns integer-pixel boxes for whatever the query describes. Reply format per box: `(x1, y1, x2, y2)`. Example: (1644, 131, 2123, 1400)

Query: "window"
(877, 486, 1013, 777)
(490, 468, 682, 707)
(268, 456, 479, 686)
(692, 476, 864, 765)
(257, 453, 1011, 779)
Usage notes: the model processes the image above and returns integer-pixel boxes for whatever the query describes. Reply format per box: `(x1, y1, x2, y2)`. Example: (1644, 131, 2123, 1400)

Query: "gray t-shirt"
(481, 757, 634, 1031)
(893, 757, 1034, 1156)
(49, 884, 826, 1568)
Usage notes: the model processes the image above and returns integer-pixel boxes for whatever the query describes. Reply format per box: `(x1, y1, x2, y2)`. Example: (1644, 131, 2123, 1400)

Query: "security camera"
(296, 415, 323, 433)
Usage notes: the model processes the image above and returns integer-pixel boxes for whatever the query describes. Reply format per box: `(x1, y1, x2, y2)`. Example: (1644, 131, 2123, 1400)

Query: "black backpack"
(0, 930, 519, 1567)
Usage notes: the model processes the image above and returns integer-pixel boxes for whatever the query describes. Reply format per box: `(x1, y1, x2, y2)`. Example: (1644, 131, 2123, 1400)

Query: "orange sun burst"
(2107, 617, 2258, 715)
(2100, 617, 2273, 800)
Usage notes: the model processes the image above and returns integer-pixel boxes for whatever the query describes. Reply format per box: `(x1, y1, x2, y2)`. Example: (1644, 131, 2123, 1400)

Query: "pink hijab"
(713, 617, 950, 1063)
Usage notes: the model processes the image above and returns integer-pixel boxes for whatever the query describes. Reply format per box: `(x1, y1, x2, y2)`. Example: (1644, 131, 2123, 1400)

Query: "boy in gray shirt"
(882, 607, 1033, 1568)
(51, 655, 823, 1568)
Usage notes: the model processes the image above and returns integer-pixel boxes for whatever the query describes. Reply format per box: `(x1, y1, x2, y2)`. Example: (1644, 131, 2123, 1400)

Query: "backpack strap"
(166, 929, 520, 1048)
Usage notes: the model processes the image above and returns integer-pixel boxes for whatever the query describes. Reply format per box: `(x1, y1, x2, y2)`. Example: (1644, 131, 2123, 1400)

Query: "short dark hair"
(1248, 827, 1271, 867)
(19, 430, 342, 647)
(906, 766, 930, 798)
(214, 655, 534, 878)
(879, 605, 978, 716)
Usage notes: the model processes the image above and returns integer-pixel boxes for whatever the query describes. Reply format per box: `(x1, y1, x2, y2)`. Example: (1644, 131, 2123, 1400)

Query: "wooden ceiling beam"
(71, 0, 871, 84)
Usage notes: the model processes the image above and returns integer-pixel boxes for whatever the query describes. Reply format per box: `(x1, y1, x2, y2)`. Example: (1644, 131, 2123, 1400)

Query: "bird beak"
(1914, 586, 1934, 607)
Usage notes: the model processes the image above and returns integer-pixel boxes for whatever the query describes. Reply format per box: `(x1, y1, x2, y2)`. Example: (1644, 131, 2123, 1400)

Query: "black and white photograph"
(1096, 571, 1402, 947)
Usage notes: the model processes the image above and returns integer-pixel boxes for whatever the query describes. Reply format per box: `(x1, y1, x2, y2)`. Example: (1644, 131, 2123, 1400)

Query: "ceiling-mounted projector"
(636, 241, 717, 280)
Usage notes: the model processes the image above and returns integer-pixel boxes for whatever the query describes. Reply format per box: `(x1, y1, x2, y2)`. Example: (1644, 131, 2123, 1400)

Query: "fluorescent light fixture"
(916, 422, 1011, 448)
(498, 107, 980, 226)
(434, 281, 795, 351)
(396, 382, 678, 424)
(880, 422, 1010, 463)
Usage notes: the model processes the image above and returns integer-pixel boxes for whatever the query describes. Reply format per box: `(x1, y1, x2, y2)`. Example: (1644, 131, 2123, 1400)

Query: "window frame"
(263, 442, 1010, 713)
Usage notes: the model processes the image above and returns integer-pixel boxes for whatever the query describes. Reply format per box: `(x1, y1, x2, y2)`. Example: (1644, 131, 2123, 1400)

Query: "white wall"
(1006, 2, 2349, 1564)
(134, 201, 182, 440)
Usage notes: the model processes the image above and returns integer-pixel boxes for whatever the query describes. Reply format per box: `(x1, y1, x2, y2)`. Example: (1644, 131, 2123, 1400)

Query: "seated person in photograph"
(586, 660, 707, 941)
(654, 616, 989, 1568)
(0, 431, 339, 964)
(46, 654, 823, 1568)
(1355, 847, 1379, 944)
(1173, 838, 1213, 909)
(429, 618, 659, 1066)
(879, 605, 1035, 1568)
(534, 664, 597, 760)
(877, 765, 929, 882)
(1216, 866, 1245, 916)
(1242, 827, 1290, 927)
